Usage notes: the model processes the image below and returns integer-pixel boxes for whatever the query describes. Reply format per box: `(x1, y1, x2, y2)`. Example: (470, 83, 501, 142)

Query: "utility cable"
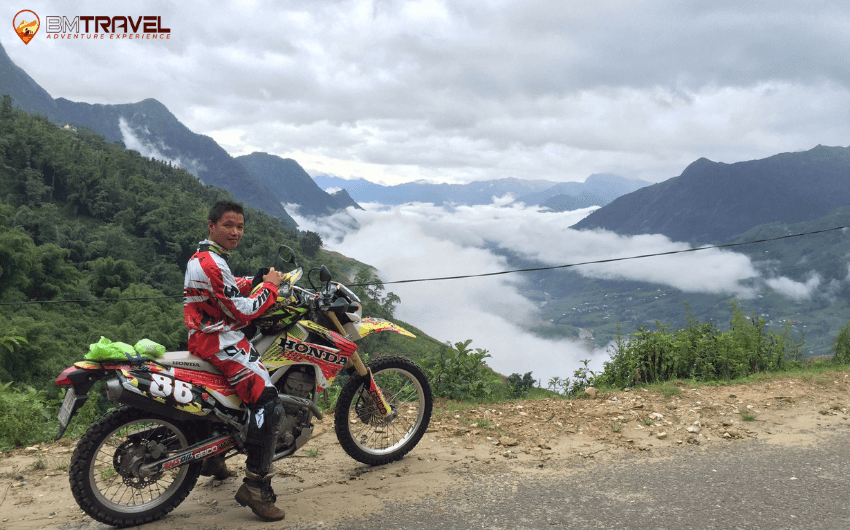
(354, 225, 850, 286)
(2, 225, 847, 306)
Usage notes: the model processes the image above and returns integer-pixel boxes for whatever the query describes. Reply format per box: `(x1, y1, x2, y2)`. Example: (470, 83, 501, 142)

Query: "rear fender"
(55, 362, 110, 395)
(55, 363, 111, 440)
(356, 318, 416, 339)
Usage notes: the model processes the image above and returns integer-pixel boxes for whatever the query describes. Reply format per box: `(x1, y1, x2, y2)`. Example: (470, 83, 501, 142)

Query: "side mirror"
(319, 265, 332, 283)
(277, 245, 298, 268)
(307, 264, 333, 291)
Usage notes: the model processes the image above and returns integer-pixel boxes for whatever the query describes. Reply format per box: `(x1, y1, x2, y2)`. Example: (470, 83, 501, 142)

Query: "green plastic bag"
(85, 336, 135, 361)
(134, 338, 165, 358)
(85, 336, 166, 361)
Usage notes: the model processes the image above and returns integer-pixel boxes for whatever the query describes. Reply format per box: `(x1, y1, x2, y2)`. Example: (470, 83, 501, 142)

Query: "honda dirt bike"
(54, 246, 432, 527)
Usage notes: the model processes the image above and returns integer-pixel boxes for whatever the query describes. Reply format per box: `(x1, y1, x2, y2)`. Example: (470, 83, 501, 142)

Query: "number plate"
(58, 387, 76, 429)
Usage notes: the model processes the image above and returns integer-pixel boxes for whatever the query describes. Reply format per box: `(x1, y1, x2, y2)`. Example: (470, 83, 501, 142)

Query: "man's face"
(208, 211, 244, 250)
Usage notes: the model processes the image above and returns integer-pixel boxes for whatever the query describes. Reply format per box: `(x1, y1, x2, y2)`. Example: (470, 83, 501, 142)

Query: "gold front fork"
(328, 312, 393, 417)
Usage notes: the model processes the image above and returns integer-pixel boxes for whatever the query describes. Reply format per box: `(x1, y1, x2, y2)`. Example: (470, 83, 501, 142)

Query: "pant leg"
(207, 337, 273, 404)
(206, 338, 282, 476)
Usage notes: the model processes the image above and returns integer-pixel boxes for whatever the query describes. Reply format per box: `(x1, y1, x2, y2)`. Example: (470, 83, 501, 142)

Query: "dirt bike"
(54, 246, 433, 527)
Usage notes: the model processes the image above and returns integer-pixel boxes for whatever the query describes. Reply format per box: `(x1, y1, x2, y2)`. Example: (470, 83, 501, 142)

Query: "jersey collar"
(199, 239, 230, 262)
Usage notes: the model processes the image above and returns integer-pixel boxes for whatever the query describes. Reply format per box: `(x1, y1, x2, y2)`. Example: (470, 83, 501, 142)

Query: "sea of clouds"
(287, 198, 826, 382)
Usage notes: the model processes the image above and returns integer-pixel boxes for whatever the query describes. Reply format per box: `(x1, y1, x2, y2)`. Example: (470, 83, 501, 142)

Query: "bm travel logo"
(13, 9, 38, 44)
(13, 9, 171, 44)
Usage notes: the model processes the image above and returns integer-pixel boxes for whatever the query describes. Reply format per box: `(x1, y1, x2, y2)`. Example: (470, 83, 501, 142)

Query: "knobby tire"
(68, 406, 201, 527)
(334, 355, 432, 465)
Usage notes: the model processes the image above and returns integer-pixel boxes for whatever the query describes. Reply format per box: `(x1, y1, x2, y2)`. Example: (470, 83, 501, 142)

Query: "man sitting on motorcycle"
(183, 200, 287, 521)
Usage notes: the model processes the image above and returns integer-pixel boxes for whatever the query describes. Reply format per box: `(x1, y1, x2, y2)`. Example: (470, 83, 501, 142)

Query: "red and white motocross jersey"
(183, 240, 278, 359)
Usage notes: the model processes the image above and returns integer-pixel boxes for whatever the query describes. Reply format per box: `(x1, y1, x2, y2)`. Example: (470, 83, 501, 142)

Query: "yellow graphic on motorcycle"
(358, 318, 416, 338)
(251, 268, 307, 334)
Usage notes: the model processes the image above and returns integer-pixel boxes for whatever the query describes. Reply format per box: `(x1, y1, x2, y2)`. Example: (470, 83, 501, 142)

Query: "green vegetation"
(533, 205, 850, 360)
(832, 319, 850, 365)
(3, 98, 850, 452)
(507, 372, 536, 398)
(657, 383, 682, 397)
(593, 301, 805, 389)
(428, 340, 504, 401)
(493, 302, 849, 404)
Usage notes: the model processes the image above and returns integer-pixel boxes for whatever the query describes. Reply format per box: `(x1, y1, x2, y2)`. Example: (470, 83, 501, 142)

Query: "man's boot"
(200, 453, 234, 480)
(234, 470, 285, 521)
(237, 390, 286, 520)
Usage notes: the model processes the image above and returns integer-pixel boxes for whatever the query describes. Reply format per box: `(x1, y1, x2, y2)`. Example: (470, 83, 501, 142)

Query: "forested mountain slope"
(0, 41, 294, 225)
(0, 103, 443, 396)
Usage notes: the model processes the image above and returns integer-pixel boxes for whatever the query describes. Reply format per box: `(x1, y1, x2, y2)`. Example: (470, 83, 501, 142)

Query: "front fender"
(356, 318, 416, 339)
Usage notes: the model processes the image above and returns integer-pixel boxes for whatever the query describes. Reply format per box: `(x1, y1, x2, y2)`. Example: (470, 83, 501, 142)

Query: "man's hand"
(263, 267, 285, 287)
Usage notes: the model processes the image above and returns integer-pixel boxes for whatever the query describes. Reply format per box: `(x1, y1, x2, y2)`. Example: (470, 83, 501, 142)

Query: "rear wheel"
(69, 406, 201, 527)
(334, 356, 432, 465)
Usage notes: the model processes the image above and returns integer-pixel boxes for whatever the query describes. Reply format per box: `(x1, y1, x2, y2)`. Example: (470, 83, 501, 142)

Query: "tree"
(350, 268, 402, 318)
(833, 320, 850, 364)
(88, 256, 141, 296)
(0, 94, 12, 125)
(507, 372, 535, 398)
(299, 231, 322, 258)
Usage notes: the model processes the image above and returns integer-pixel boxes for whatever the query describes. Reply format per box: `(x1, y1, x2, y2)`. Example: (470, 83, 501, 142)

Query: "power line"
(354, 225, 850, 286)
(3, 225, 848, 306)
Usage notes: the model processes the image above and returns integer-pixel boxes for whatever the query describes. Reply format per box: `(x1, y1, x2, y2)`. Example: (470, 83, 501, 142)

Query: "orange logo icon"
(13, 10, 40, 44)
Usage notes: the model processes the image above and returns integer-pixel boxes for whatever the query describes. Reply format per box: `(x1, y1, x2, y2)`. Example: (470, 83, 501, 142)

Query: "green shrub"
(428, 340, 502, 401)
(832, 320, 850, 365)
(507, 371, 535, 398)
(0, 382, 55, 448)
(595, 301, 801, 388)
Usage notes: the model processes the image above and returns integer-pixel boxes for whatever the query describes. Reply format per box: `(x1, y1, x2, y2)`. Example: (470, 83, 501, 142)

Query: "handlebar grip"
(328, 298, 350, 313)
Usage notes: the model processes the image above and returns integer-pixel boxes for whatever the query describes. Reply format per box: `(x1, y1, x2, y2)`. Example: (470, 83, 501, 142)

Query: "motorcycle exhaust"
(105, 376, 204, 423)
(279, 394, 323, 420)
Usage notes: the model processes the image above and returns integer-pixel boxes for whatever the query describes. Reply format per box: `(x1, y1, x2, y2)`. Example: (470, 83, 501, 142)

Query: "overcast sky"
(6, 1, 850, 185)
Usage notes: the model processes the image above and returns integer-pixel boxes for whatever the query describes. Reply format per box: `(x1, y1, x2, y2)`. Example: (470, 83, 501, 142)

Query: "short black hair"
(208, 201, 244, 224)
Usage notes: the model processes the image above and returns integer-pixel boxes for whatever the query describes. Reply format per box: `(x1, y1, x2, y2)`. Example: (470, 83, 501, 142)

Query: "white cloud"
(118, 117, 206, 176)
(288, 198, 765, 380)
(766, 274, 822, 301)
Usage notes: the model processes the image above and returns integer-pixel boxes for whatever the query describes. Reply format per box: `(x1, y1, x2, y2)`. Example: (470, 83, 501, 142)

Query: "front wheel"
(69, 406, 201, 527)
(334, 355, 432, 465)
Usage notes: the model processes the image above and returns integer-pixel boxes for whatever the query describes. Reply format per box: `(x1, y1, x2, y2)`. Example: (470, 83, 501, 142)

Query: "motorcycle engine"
(275, 367, 316, 453)
(281, 367, 314, 411)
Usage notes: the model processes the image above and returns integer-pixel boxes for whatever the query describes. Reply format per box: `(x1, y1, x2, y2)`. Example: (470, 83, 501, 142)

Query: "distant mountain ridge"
(0, 41, 62, 122)
(235, 152, 362, 217)
(572, 145, 850, 244)
(51, 97, 298, 225)
(0, 39, 355, 227)
(312, 173, 650, 207)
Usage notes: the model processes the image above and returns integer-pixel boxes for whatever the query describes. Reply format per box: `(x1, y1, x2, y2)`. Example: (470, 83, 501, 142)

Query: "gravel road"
(323, 426, 850, 530)
(4, 373, 849, 529)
